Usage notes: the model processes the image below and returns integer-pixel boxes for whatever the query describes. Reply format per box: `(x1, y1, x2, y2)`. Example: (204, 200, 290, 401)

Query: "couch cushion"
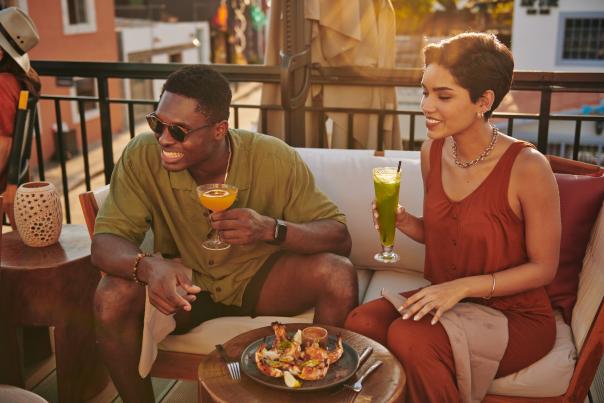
(158, 267, 374, 355)
(296, 148, 425, 273)
(362, 269, 430, 303)
(488, 311, 576, 397)
(572, 201, 604, 352)
(546, 174, 604, 323)
(159, 312, 313, 354)
(357, 268, 374, 304)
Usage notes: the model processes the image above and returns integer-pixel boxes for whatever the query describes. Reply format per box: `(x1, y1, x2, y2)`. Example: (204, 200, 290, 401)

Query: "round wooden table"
(198, 323, 405, 403)
(0, 224, 108, 403)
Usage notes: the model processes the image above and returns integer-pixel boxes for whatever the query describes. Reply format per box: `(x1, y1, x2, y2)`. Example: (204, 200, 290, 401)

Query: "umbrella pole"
(280, 0, 311, 147)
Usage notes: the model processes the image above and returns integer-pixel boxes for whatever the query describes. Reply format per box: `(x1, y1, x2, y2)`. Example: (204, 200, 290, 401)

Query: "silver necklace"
(223, 135, 232, 183)
(452, 126, 498, 169)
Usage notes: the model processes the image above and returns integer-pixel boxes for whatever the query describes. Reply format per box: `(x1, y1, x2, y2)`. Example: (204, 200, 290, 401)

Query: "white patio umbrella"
(261, 0, 401, 149)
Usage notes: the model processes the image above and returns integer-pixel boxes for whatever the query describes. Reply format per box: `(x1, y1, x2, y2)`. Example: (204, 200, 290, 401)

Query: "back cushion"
(572, 201, 604, 352)
(546, 174, 604, 323)
(296, 148, 425, 272)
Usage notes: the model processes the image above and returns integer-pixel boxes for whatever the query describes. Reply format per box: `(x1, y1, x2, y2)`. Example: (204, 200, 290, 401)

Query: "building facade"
(7, 0, 124, 163)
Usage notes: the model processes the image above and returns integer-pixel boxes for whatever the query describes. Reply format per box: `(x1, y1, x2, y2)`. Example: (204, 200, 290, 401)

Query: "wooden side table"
(0, 224, 108, 403)
(198, 323, 405, 403)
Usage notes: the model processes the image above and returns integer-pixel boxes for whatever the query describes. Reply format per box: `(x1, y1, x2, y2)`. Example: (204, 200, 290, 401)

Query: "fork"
(343, 360, 383, 392)
(215, 344, 241, 380)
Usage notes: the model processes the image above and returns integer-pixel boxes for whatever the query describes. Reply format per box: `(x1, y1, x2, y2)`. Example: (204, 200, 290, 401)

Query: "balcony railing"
(30, 61, 604, 223)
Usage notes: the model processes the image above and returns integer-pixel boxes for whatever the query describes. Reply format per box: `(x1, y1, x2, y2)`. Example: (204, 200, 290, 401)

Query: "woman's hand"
(401, 278, 470, 325)
(371, 201, 412, 232)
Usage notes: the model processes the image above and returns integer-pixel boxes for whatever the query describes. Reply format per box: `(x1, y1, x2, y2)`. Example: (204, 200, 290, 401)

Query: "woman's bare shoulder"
(511, 145, 555, 189)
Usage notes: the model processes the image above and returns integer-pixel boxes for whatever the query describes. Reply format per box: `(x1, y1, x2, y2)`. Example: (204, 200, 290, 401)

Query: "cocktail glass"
(196, 184, 239, 250)
(373, 167, 401, 263)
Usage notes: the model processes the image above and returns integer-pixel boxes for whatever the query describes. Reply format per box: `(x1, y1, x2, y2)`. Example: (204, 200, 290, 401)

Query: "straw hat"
(0, 7, 39, 73)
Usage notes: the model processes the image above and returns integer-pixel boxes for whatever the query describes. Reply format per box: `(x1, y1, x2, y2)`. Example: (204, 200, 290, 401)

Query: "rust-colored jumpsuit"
(345, 139, 556, 402)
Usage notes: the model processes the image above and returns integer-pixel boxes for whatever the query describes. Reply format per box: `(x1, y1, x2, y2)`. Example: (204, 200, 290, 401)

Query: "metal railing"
(30, 61, 604, 222)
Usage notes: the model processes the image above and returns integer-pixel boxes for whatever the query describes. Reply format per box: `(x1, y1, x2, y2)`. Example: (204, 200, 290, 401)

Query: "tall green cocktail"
(373, 167, 401, 263)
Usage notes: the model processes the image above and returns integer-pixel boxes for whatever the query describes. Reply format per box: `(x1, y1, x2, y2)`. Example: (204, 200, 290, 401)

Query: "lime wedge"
(292, 329, 302, 345)
(284, 371, 302, 388)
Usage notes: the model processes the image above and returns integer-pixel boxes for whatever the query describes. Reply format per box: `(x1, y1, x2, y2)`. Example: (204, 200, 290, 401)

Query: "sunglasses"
(146, 112, 213, 142)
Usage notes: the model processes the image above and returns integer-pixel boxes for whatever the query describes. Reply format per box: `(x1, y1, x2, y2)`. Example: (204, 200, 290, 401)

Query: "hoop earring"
(477, 111, 484, 120)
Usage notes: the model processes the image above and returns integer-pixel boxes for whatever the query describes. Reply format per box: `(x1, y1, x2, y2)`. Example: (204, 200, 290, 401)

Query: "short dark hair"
(423, 32, 514, 119)
(162, 66, 232, 123)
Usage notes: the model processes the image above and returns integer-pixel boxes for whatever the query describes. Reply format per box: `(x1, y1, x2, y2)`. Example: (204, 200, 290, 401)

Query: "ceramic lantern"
(14, 181, 63, 247)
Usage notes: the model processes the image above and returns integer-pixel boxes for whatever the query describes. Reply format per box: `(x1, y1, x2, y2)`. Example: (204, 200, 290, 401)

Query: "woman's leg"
(344, 297, 399, 345)
(387, 316, 458, 403)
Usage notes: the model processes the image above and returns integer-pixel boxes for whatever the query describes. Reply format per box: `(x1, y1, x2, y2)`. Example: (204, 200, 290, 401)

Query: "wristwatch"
(269, 218, 287, 244)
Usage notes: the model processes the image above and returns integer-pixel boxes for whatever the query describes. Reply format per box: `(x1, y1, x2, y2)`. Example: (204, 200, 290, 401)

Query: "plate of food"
(240, 322, 360, 391)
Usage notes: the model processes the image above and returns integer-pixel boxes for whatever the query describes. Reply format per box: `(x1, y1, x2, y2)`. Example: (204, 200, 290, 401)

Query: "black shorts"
(172, 251, 282, 334)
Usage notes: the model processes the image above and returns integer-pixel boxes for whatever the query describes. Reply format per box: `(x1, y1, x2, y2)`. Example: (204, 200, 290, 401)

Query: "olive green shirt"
(95, 129, 346, 306)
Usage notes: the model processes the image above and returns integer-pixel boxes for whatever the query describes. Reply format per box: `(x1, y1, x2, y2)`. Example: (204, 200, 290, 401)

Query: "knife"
(357, 346, 373, 370)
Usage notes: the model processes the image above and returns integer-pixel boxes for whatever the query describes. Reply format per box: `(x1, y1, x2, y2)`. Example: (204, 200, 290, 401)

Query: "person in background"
(0, 6, 40, 193)
(345, 32, 560, 402)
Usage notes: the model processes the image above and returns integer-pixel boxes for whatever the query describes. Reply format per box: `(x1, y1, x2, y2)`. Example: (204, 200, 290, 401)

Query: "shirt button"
(452, 240, 457, 246)
(216, 287, 222, 293)
(209, 259, 214, 265)
(450, 265, 456, 271)
(452, 213, 457, 219)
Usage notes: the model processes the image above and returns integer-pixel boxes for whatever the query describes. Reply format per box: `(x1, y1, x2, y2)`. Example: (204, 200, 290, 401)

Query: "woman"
(345, 32, 560, 402)
(0, 7, 40, 193)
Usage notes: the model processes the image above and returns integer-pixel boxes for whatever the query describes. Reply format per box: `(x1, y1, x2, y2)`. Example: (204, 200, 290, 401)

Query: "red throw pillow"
(546, 173, 604, 323)
(547, 155, 604, 176)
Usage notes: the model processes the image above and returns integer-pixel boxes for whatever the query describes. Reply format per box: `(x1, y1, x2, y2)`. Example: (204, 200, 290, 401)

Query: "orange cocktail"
(196, 184, 238, 250)
(198, 187, 238, 212)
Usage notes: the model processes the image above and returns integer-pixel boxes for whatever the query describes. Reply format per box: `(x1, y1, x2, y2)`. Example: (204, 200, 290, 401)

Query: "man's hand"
(138, 256, 201, 315)
(210, 208, 274, 245)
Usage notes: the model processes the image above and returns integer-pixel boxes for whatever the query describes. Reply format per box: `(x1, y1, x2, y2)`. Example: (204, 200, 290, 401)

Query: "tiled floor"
(24, 350, 197, 403)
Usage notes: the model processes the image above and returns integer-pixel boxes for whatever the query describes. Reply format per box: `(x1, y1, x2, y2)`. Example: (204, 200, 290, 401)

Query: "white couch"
(92, 148, 603, 398)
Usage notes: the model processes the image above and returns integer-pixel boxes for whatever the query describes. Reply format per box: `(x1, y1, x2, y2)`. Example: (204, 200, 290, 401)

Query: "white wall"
(511, 0, 604, 71)
(117, 21, 211, 100)
(119, 21, 210, 64)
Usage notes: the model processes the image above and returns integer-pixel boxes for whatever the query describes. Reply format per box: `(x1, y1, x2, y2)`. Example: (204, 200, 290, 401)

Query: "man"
(91, 66, 356, 402)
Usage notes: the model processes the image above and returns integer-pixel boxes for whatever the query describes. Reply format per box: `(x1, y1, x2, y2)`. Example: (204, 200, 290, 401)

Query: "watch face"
(275, 219, 287, 242)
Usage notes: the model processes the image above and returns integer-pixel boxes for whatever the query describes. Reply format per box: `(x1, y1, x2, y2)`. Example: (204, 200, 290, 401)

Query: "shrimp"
(297, 358, 330, 381)
(271, 322, 288, 348)
(255, 343, 283, 378)
(271, 321, 302, 363)
(302, 341, 328, 361)
(256, 323, 339, 382)
(326, 334, 344, 364)
(302, 335, 343, 364)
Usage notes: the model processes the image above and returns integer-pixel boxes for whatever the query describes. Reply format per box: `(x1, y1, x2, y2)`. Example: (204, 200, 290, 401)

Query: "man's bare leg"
(254, 253, 357, 325)
(94, 275, 154, 403)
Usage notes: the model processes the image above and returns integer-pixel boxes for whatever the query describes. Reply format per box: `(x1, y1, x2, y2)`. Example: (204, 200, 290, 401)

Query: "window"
(67, 0, 87, 24)
(557, 13, 604, 66)
(75, 78, 97, 112)
(71, 77, 99, 121)
(61, 0, 96, 35)
(169, 53, 183, 63)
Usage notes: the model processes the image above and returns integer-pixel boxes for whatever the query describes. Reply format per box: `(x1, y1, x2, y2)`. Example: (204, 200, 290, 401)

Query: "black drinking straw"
(397, 160, 402, 173)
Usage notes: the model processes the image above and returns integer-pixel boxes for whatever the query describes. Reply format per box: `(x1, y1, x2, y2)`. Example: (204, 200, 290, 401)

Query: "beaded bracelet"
(483, 273, 496, 300)
(132, 252, 152, 285)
